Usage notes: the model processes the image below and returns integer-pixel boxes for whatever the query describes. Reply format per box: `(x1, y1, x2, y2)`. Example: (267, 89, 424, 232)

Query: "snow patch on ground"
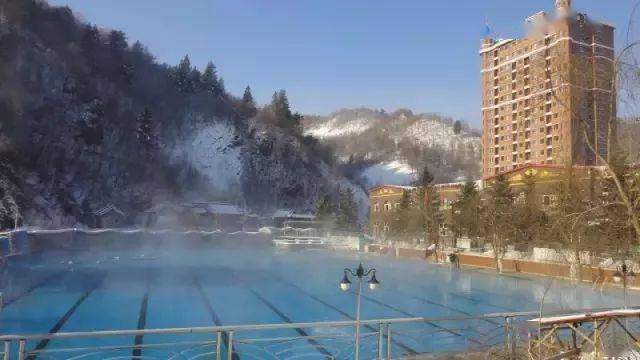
(361, 160, 416, 187)
(305, 116, 371, 139)
(173, 122, 242, 191)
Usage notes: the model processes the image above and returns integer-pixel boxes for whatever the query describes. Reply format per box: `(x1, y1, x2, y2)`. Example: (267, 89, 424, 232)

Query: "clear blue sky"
(47, 0, 636, 127)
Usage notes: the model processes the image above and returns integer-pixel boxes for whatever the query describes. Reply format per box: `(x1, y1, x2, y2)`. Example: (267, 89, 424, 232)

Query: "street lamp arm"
(363, 268, 376, 277)
(344, 268, 358, 277)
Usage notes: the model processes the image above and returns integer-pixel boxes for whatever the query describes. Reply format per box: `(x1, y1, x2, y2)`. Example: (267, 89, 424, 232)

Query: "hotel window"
(394, 203, 400, 210)
(373, 203, 379, 212)
(438, 223, 448, 237)
(383, 201, 391, 211)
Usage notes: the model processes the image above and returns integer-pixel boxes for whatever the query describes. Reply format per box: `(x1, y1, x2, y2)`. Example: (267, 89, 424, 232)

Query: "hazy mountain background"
(303, 108, 481, 187)
(0, 0, 490, 230)
(0, 0, 368, 228)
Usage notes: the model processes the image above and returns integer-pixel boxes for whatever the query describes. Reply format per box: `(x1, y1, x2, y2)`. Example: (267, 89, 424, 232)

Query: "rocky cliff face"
(0, 0, 365, 229)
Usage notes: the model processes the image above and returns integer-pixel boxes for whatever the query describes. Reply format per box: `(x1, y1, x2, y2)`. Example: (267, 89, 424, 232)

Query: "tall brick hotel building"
(480, 0, 615, 179)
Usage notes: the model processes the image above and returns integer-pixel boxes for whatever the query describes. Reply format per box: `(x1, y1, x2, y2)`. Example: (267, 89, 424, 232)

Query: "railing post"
(386, 324, 392, 360)
(216, 331, 222, 360)
(3, 340, 10, 360)
(510, 317, 517, 360)
(17, 339, 25, 360)
(377, 322, 384, 360)
(504, 316, 510, 357)
(227, 331, 234, 360)
(504, 316, 516, 360)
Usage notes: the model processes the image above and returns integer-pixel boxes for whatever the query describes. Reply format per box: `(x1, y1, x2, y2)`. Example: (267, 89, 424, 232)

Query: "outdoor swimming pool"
(0, 232, 634, 359)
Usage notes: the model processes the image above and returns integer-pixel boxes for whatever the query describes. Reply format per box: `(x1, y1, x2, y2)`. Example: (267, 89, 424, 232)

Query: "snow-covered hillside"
(361, 160, 417, 186)
(173, 122, 242, 192)
(306, 115, 372, 139)
(303, 108, 481, 186)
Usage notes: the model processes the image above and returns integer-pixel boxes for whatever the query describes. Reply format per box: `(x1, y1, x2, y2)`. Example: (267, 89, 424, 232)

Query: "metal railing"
(0, 308, 631, 360)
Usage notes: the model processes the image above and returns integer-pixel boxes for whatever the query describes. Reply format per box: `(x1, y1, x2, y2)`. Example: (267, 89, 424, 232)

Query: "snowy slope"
(361, 160, 417, 187)
(306, 116, 372, 139)
(173, 122, 242, 191)
(303, 108, 481, 185)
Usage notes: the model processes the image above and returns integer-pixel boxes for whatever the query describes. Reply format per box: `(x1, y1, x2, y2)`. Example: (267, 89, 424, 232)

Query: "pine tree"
(336, 188, 358, 231)
(453, 179, 480, 238)
(78, 99, 104, 146)
(201, 62, 222, 96)
(243, 86, 255, 105)
(453, 120, 462, 135)
(513, 172, 547, 244)
(480, 174, 515, 272)
(417, 166, 434, 187)
(399, 189, 411, 210)
(241, 85, 257, 118)
(315, 194, 333, 222)
(108, 30, 128, 55)
(136, 107, 157, 155)
(175, 55, 194, 93)
(271, 90, 299, 130)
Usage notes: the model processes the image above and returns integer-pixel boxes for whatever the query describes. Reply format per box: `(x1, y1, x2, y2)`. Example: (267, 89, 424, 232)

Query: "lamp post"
(340, 263, 379, 360)
(612, 262, 636, 308)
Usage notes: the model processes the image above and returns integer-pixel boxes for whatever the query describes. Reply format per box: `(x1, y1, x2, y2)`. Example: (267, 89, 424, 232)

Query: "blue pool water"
(0, 234, 634, 359)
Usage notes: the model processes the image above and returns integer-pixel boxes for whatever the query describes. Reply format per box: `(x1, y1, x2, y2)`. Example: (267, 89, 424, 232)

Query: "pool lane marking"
(353, 291, 484, 346)
(446, 291, 517, 312)
(27, 280, 101, 359)
(248, 288, 334, 358)
(273, 276, 418, 355)
(193, 278, 240, 360)
(4, 271, 66, 308)
(400, 292, 502, 326)
(132, 282, 150, 359)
